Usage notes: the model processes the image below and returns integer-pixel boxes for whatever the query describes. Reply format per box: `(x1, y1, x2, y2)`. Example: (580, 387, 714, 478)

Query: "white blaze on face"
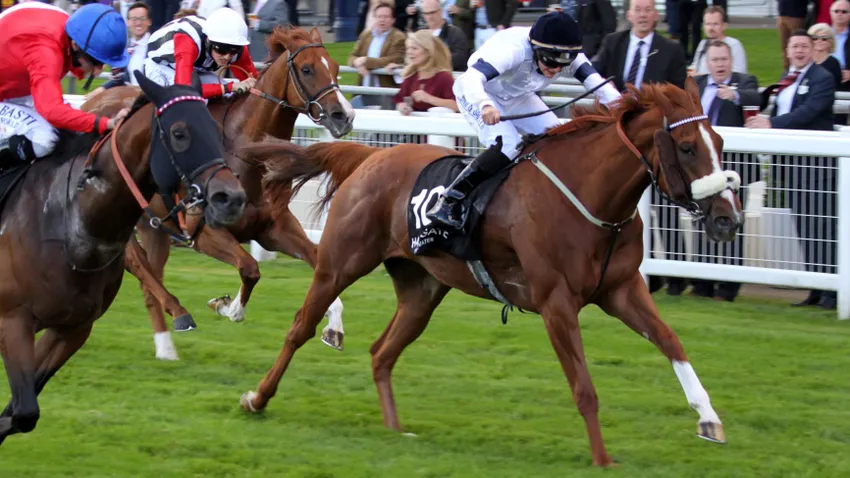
(321, 57, 333, 82)
(696, 123, 742, 219)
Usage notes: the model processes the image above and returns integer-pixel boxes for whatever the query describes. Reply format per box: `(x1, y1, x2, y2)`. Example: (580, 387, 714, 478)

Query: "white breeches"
(142, 59, 227, 88)
(0, 97, 58, 158)
(455, 93, 562, 158)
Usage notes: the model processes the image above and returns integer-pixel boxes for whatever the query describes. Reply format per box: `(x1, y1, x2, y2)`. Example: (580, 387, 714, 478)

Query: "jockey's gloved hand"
(232, 77, 257, 95)
(106, 108, 130, 130)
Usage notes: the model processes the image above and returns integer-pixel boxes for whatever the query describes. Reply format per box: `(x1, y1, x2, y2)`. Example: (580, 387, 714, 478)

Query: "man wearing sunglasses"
(427, 11, 620, 230)
(0, 2, 130, 166)
(144, 7, 259, 99)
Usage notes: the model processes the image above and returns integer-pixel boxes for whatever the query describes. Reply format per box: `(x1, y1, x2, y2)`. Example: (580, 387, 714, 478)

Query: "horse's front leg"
(255, 209, 345, 350)
(193, 226, 259, 323)
(596, 272, 726, 444)
(0, 314, 37, 444)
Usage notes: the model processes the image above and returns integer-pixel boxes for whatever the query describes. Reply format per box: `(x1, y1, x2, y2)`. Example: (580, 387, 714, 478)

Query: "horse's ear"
(309, 27, 323, 44)
(134, 70, 165, 102)
(684, 76, 701, 106)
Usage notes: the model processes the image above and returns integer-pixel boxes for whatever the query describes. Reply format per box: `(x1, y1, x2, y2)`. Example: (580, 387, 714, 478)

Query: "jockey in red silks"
(143, 7, 259, 99)
(0, 3, 130, 165)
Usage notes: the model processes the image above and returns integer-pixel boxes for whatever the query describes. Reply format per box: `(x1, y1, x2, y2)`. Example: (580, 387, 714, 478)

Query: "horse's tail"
(239, 138, 380, 219)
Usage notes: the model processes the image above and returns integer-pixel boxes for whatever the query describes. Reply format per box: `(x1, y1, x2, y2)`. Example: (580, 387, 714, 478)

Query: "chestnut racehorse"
(0, 72, 246, 445)
(237, 79, 743, 466)
(83, 26, 353, 359)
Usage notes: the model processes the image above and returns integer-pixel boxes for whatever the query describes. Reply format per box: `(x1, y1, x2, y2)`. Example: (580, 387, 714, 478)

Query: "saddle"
(407, 154, 513, 261)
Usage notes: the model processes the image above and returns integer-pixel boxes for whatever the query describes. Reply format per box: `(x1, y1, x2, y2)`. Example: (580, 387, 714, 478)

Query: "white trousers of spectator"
(142, 58, 229, 88)
(455, 92, 561, 158)
(474, 27, 496, 50)
(0, 97, 59, 158)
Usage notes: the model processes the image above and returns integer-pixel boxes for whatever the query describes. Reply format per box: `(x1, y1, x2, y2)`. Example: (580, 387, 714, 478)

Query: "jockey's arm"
(454, 45, 526, 111)
(173, 33, 234, 98)
(569, 53, 621, 105)
(22, 41, 109, 134)
(231, 46, 259, 80)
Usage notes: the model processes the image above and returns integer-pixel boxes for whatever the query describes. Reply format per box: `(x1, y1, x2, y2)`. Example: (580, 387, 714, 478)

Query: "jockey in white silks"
(143, 7, 258, 99)
(426, 11, 622, 230)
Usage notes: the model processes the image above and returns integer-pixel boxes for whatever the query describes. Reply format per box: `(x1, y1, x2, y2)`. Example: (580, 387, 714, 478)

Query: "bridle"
(616, 113, 711, 221)
(246, 43, 341, 123)
(68, 95, 227, 271)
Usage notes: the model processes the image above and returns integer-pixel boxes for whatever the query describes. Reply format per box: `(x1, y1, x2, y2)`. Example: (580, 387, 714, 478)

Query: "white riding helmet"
(202, 8, 250, 46)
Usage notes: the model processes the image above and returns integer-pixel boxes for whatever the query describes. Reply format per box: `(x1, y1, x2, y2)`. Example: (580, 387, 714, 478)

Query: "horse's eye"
(169, 123, 191, 153)
(680, 144, 695, 156)
(301, 66, 311, 75)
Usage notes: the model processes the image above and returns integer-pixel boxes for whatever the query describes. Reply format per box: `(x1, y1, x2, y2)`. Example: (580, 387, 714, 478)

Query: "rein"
(68, 96, 223, 272)
(500, 76, 616, 121)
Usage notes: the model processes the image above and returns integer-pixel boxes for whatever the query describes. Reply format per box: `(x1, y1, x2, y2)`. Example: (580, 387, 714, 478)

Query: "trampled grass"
(1, 249, 849, 477)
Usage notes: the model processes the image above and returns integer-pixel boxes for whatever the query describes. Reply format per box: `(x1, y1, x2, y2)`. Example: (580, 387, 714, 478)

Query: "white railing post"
(638, 186, 652, 285)
(427, 134, 456, 149)
(838, 157, 850, 319)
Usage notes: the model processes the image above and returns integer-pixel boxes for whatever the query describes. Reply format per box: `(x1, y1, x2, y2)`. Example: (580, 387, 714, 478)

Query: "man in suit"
(419, 0, 470, 71)
(592, 0, 688, 91)
(592, 0, 688, 295)
(349, 2, 407, 107)
(748, 30, 837, 308)
(691, 40, 760, 301)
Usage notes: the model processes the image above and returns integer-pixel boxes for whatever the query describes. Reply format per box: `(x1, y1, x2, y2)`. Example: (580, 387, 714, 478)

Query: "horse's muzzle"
(321, 101, 355, 139)
(706, 213, 743, 243)
(205, 186, 246, 228)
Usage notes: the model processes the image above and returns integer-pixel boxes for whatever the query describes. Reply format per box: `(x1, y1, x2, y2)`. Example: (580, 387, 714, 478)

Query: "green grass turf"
(1, 248, 848, 477)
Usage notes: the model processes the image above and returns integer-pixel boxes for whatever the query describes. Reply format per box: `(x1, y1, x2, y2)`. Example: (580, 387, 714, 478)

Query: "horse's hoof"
(321, 328, 344, 351)
(207, 295, 232, 316)
(173, 314, 197, 332)
(697, 421, 726, 444)
(240, 391, 263, 414)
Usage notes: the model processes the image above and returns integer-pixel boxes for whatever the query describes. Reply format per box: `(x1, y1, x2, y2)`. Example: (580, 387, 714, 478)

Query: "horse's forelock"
(265, 26, 314, 59)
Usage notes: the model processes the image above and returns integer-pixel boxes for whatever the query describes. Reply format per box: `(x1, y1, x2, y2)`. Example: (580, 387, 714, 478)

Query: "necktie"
(707, 85, 722, 125)
(626, 40, 644, 86)
(759, 70, 801, 111)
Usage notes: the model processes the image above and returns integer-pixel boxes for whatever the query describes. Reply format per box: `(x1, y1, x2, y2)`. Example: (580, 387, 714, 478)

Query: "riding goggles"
(211, 42, 243, 56)
(535, 48, 580, 68)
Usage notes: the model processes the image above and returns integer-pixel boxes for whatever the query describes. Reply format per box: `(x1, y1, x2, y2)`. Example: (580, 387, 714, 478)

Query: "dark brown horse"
(0, 72, 246, 444)
(83, 26, 352, 359)
(237, 79, 743, 466)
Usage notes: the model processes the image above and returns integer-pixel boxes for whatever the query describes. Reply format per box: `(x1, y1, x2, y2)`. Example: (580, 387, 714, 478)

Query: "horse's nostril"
(211, 191, 245, 210)
(713, 216, 733, 231)
(331, 110, 347, 122)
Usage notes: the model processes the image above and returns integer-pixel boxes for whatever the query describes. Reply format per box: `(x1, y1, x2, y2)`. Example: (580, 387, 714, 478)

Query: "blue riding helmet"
(65, 4, 129, 68)
(529, 11, 583, 67)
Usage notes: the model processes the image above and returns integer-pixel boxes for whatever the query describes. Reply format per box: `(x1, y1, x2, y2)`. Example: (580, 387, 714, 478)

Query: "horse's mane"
(265, 26, 313, 59)
(547, 83, 697, 137)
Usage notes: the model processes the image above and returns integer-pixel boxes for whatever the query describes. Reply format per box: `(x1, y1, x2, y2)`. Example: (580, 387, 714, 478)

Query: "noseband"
(247, 43, 341, 123)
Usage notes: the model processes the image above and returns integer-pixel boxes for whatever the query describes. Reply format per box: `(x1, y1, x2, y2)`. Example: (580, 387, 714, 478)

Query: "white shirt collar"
(707, 74, 731, 86)
(630, 31, 654, 47)
(789, 61, 814, 78)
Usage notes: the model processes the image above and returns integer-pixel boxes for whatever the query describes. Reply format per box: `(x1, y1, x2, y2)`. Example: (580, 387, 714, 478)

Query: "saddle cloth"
(407, 154, 511, 261)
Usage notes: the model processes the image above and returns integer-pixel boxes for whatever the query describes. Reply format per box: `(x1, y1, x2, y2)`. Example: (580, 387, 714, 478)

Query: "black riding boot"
(0, 135, 35, 171)
(426, 137, 513, 229)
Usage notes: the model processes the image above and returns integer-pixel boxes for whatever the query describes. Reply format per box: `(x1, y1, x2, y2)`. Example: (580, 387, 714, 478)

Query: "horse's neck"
(77, 114, 154, 244)
(223, 89, 299, 142)
(551, 119, 655, 223)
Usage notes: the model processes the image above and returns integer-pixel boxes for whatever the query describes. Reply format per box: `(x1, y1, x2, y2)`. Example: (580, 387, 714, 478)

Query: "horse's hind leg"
(596, 272, 725, 444)
(0, 322, 93, 444)
(136, 225, 180, 360)
(193, 227, 259, 324)
(256, 209, 345, 351)
(370, 259, 449, 431)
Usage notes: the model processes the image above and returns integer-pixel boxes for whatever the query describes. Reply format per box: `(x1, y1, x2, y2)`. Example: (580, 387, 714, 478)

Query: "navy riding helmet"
(529, 11, 583, 68)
